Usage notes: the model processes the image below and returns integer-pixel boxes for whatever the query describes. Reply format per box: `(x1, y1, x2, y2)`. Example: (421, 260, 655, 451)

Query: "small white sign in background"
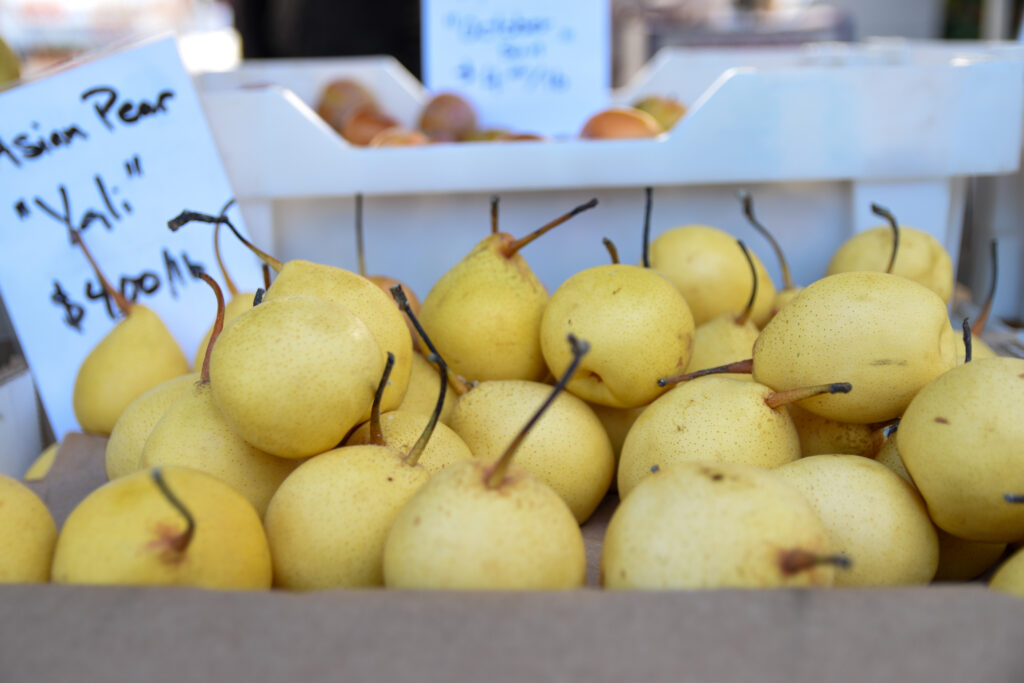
(0, 36, 264, 439)
(422, 0, 611, 138)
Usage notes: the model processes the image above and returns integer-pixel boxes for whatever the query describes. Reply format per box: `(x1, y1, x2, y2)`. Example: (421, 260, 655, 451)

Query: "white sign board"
(422, 0, 611, 138)
(0, 36, 264, 439)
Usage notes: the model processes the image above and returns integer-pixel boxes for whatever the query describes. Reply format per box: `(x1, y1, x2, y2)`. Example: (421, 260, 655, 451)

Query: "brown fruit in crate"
(580, 107, 661, 139)
(316, 78, 377, 133)
(418, 92, 478, 142)
(632, 95, 686, 132)
(342, 104, 401, 146)
(368, 126, 430, 147)
(602, 461, 839, 589)
(0, 474, 56, 583)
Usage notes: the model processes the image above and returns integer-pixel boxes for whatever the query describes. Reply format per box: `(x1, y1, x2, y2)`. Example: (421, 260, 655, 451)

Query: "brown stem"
(196, 272, 225, 384)
(213, 199, 239, 296)
(150, 467, 195, 556)
(764, 382, 852, 410)
(642, 187, 652, 268)
(871, 203, 900, 274)
(390, 284, 471, 395)
(490, 195, 500, 235)
(603, 237, 620, 264)
(484, 334, 590, 488)
(501, 198, 599, 257)
(778, 548, 851, 576)
(658, 358, 754, 387)
(70, 228, 133, 316)
(168, 209, 284, 272)
(961, 317, 973, 364)
(404, 352, 447, 467)
(739, 190, 794, 290)
(735, 239, 758, 327)
(355, 193, 366, 277)
(369, 352, 395, 447)
(262, 263, 273, 290)
(973, 239, 998, 335)
(253, 288, 265, 306)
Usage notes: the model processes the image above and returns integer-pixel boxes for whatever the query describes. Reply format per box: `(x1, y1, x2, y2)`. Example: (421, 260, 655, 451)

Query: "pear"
(382, 335, 590, 590)
(170, 210, 412, 415)
(632, 95, 686, 132)
(580, 107, 661, 139)
(602, 461, 838, 589)
(0, 474, 57, 583)
(419, 198, 597, 383)
(51, 467, 272, 589)
(263, 352, 447, 589)
(786, 404, 886, 458)
(0, 35, 19, 86)
(315, 78, 377, 134)
(587, 401, 646, 468)
(649, 225, 777, 327)
(393, 351, 457, 423)
(751, 271, 957, 424)
(773, 455, 938, 586)
(105, 372, 198, 480)
(617, 376, 849, 498)
(989, 547, 1024, 598)
(23, 442, 59, 481)
(141, 273, 299, 516)
(209, 295, 385, 458)
(448, 378, 614, 523)
(418, 92, 478, 142)
(71, 229, 189, 435)
(827, 204, 954, 303)
(898, 356, 1024, 542)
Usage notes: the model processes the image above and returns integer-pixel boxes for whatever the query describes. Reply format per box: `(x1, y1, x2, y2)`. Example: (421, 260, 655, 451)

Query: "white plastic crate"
(195, 42, 1024, 303)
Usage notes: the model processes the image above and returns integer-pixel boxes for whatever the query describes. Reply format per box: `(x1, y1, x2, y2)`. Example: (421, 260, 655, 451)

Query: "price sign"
(0, 36, 264, 439)
(422, 0, 611, 138)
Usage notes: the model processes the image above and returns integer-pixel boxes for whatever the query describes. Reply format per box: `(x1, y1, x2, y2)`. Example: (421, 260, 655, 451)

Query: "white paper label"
(422, 0, 611, 138)
(0, 36, 264, 439)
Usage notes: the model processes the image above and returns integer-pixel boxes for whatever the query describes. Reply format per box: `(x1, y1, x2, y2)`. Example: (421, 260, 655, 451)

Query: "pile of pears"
(6, 190, 1024, 600)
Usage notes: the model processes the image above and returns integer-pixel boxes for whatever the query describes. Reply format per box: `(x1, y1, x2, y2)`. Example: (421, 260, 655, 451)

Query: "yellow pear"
(383, 336, 590, 590)
(898, 356, 1024, 542)
(0, 474, 57, 583)
(210, 296, 384, 458)
(826, 205, 953, 303)
(632, 95, 686, 132)
(989, 547, 1024, 598)
(105, 372, 198, 480)
(51, 466, 272, 589)
(649, 225, 776, 327)
(0, 35, 20, 85)
(70, 230, 188, 435)
(602, 461, 837, 589)
(448, 378, 614, 523)
(773, 455, 938, 586)
(751, 271, 957, 424)
(394, 351, 457, 423)
(617, 376, 848, 497)
(540, 263, 694, 408)
(587, 401, 646, 466)
(419, 198, 598, 383)
(786, 404, 886, 458)
(23, 442, 59, 481)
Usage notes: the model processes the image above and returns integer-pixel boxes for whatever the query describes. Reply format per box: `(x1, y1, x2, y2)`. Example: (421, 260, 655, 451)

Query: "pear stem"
(262, 263, 273, 290)
(1004, 494, 1024, 503)
(484, 334, 590, 489)
(390, 284, 472, 396)
(70, 228, 133, 316)
(168, 209, 285, 273)
(658, 358, 754, 387)
(151, 467, 195, 556)
(739, 190, 794, 290)
(490, 195, 500, 235)
(603, 237, 620, 264)
(962, 317, 973, 364)
(501, 198, 599, 257)
(369, 352, 396, 447)
(213, 199, 239, 297)
(778, 548, 851, 576)
(871, 203, 900, 275)
(195, 271, 225, 385)
(973, 239, 998, 335)
(735, 239, 758, 327)
(642, 187, 652, 268)
(253, 288, 265, 306)
(404, 352, 447, 467)
(764, 382, 852, 410)
(355, 193, 367, 277)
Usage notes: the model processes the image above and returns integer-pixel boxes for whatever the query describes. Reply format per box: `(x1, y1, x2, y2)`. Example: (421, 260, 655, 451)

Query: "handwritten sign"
(0, 36, 264, 439)
(422, 0, 611, 138)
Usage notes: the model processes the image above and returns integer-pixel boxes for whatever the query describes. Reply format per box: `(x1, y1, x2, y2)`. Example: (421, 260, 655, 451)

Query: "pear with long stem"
(739, 190, 800, 314)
